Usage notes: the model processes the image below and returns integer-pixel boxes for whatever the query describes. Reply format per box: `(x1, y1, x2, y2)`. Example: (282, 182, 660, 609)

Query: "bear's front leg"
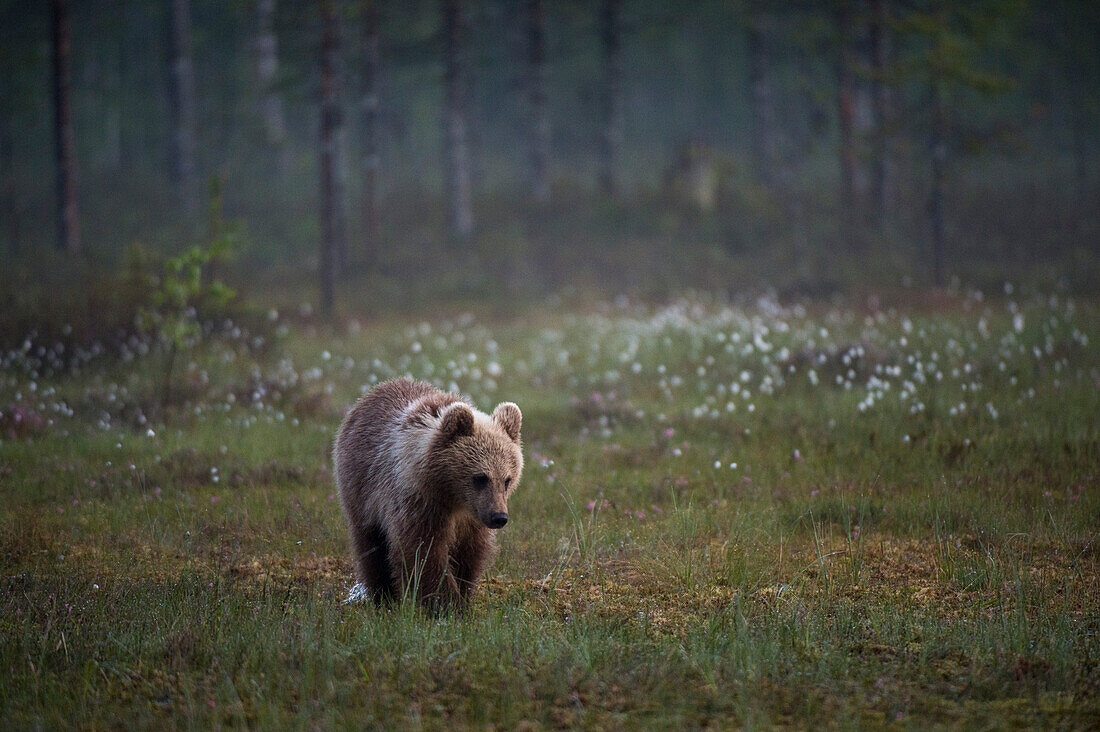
(349, 522, 397, 602)
(450, 521, 494, 600)
(389, 522, 462, 610)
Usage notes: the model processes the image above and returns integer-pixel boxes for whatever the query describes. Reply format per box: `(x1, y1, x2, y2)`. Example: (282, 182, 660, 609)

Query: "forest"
(2, 1, 1098, 728)
(2, 0, 1097, 309)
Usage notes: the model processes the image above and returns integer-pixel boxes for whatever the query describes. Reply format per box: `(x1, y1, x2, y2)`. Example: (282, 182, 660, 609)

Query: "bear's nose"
(487, 512, 508, 529)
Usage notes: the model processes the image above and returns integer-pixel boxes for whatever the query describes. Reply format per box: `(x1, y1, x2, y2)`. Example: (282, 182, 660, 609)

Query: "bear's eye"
(472, 474, 490, 490)
(504, 476, 512, 489)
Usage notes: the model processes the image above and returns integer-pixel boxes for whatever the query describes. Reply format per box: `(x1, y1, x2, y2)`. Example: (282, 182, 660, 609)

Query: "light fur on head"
(491, 402, 522, 442)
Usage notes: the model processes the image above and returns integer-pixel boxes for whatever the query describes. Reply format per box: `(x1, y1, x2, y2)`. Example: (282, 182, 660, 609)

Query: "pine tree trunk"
(255, 0, 290, 175)
(748, 12, 775, 189)
(167, 0, 198, 225)
(443, 0, 473, 240)
(360, 0, 380, 263)
(597, 0, 621, 197)
(930, 84, 947, 288)
(319, 0, 342, 314)
(526, 0, 550, 204)
(835, 7, 857, 249)
(869, 0, 892, 228)
(51, 0, 80, 254)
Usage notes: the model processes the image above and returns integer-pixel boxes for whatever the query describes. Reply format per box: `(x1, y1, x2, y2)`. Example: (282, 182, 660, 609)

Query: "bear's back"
(334, 378, 462, 504)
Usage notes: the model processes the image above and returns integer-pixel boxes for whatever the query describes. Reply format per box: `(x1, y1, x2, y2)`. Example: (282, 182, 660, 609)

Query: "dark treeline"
(1, 0, 1098, 307)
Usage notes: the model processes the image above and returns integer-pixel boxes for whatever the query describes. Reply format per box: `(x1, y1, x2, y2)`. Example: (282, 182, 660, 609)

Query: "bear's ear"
(492, 402, 522, 442)
(439, 403, 475, 440)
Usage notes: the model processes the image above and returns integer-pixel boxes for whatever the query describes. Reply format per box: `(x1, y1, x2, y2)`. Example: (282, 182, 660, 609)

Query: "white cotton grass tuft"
(345, 583, 370, 604)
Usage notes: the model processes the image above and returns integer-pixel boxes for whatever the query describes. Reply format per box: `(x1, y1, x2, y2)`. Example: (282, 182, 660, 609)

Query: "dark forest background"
(2, 0, 1098, 317)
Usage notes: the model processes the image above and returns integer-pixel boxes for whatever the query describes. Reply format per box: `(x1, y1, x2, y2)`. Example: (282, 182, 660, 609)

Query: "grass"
(2, 287, 1098, 728)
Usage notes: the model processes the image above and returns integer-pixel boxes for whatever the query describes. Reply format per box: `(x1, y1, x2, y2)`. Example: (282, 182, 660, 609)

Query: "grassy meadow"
(2, 287, 1098, 728)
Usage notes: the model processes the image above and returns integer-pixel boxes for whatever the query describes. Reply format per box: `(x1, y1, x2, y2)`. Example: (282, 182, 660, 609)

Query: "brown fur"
(333, 378, 523, 609)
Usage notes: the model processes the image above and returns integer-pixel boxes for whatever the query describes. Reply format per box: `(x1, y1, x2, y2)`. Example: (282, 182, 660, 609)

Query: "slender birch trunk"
(597, 0, 621, 197)
(929, 83, 947, 287)
(748, 12, 775, 189)
(52, 0, 80, 253)
(835, 7, 857, 248)
(443, 0, 473, 240)
(319, 0, 342, 313)
(870, 0, 893, 228)
(167, 0, 198, 225)
(360, 0, 380, 261)
(526, 0, 550, 203)
(256, 0, 290, 175)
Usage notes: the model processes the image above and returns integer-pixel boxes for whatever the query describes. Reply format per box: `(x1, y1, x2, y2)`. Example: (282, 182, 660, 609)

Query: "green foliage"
(135, 181, 241, 407)
(895, 1, 1022, 114)
(139, 244, 235, 342)
(203, 176, 241, 273)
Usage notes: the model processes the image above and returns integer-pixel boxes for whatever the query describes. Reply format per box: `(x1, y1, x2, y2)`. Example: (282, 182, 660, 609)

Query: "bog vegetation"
(2, 284, 1097, 727)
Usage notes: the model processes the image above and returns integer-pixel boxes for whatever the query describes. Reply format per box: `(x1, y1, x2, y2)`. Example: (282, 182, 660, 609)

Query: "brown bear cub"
(334, 378, 523, 609)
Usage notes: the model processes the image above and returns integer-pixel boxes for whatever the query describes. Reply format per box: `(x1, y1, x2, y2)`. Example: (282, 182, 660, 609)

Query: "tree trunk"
(119, 3, 137, 171)
(51, 0, 80, 254)
(335, 105, 349, 270)
(319, 0, 342, 314)
(1, 107, 17, 254)
(360, 0, 380, 263)
(597, 0, 622, 197)
(102, 11, 123, 173)
(929, 84, 947, 288)
(443, 0, 473, 240)
(835, 7, 857, 249)
(1073, 111, 1088, 211)
(748, 11, 775, 189)
(255, 0, 290, 175)
(167, 0, 198, 225)
(526, 0, 550, 204)
(869, 0, 892, 228)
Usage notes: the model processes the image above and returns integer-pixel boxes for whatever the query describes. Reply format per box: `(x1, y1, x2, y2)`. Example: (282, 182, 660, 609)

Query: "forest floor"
(2, 287, 1098, 728)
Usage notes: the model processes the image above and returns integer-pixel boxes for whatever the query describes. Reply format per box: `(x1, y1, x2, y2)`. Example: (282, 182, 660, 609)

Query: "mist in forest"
(2, 0, 1098, 315)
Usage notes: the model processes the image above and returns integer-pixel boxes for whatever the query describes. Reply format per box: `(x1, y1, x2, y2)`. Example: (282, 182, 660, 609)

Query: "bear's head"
(430, 401, 523, 529)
